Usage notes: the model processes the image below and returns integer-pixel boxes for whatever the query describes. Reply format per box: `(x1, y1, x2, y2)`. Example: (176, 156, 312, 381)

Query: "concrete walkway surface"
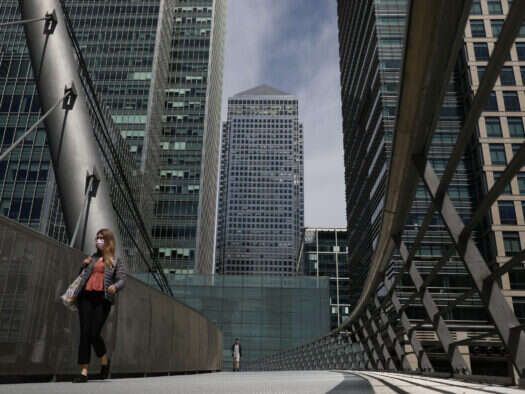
(0, 370, 523, 394)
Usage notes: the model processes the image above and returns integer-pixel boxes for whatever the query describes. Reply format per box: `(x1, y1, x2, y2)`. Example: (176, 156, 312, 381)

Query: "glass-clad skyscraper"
(0, 1, 226, 275)
(336, 0, 517, 373)
(156, 0, 226, 274)
(0, 1, 167, 243)
(216, 85, 304, 275)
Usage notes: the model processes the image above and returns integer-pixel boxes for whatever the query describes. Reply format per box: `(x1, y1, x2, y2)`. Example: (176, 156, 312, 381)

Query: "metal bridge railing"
(247, 0, 525, 385)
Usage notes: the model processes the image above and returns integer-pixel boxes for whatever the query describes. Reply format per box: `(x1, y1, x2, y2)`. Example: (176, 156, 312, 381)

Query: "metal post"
(375, 297, 415, 372)
(366, 308, 396, 370)
(398, 240, 471, 376)
(421, 161, 525, 379)
(390, 289, 434, 372)
(20, 0, 122, 256)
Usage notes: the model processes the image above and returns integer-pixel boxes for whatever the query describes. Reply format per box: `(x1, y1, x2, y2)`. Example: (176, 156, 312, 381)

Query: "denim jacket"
(73, 254, 126, 304)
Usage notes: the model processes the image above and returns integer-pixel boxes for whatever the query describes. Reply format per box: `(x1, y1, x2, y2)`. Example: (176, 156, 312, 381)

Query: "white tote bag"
(60, 272, 84, 312)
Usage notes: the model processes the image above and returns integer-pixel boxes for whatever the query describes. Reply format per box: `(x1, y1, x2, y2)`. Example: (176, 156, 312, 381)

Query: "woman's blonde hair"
(97, 228, 116, 268)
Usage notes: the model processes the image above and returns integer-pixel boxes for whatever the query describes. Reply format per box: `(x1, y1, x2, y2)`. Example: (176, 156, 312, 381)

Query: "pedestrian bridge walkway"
(0, 371, 522, 394)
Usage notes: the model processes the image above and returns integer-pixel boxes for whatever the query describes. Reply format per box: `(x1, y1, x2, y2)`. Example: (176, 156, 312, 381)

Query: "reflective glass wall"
(135, 274, 330, 370)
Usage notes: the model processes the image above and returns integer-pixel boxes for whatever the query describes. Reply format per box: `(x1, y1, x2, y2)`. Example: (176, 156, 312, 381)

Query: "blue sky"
(223, 0, 346, 227)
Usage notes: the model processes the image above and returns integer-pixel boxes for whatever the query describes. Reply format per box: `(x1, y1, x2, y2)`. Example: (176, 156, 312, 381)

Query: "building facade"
(0, 1, 226, 274)
(465, 0, 525, 322)
(155, 0, 226, 274)
(297, 227, 350, 330)
(216, 85, 304, 275)
(337, 0, 524, 374)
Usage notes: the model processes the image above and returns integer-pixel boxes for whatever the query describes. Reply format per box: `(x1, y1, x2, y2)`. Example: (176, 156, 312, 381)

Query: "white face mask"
(96, 239, 105, 249)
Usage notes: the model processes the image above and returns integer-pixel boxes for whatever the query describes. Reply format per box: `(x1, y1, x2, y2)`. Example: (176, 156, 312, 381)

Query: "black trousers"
(77, 290, 111, 364)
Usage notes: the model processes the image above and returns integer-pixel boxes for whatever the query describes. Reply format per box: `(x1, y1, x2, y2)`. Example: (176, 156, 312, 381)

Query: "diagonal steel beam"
(353, 322, 380, 370)
(399, 241, 471, 375)
(375, 297, 415, 372)
(421, 161, 525, 378)
(390, 290, 434, 372)
(366, 308, 396, 370)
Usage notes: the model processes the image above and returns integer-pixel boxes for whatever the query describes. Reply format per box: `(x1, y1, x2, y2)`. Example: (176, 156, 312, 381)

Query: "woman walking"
(72, 228, 126, 383)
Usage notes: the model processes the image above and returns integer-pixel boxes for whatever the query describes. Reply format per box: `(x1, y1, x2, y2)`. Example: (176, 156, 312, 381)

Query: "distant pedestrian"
(72, 229, 126, 383)
(232, 338, 242, 371)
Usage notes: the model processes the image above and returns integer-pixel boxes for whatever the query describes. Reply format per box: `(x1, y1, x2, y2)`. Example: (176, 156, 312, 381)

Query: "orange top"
(85, 258, 105, 291)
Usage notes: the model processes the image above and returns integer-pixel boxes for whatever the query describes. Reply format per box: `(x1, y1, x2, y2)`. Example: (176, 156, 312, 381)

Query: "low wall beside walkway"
(0, 217, 222, 381)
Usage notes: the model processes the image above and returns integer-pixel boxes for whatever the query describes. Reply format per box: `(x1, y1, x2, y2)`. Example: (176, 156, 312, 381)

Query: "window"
(517, 43, 525, 61)
(513, 297, 525, 319)
(521, 67, 525, 85)
(494, 171, 512, 194)
(474, 42, 489, 60)
(499, 200, 517, 224)
(503, 232, 521, 256)
(508, 117, 525, 137)
(470, 20, 486, 37)
(477, 66, 487, 82)
(512, 143, 521, 157)
(485, 117, 502, 137)
(488, 1, 503, 14)
(519, 173, 525, 193)
(491, 20, 504, 37)
(471, 1, 482, 15)
(503, 92, 521, 111)
(490, 144, 507, 165)
(485, 91, 498, 111)
(521, 21, 525, 38)
(500, 67, 516, 86)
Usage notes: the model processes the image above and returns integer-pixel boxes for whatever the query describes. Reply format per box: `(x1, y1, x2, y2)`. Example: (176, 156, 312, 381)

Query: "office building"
(336, 0, 523, 374)
(298, 227, 350, 330)
(0, 1, 227, 274)
(216, 85, 304, 275)
(155, 0, 226, 274)
(465, 0, 525, 321)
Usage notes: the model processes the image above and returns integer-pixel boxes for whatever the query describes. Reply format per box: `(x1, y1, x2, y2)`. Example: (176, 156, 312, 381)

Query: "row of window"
(471, 0, 507, 15)
(485, 91, 524, 111)
(489, 143, 523, 165)
(470, 18, 525, 38)
(484, 116, 525, 136)
(472, 42, 525, 62)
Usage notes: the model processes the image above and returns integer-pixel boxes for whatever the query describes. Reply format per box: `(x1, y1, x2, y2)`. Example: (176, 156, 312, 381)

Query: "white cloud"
(223, 0, 346, 228)
(222, 0, 289, 115)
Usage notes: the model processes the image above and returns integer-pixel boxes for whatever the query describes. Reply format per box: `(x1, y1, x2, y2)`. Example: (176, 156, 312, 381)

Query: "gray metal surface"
(0, 217, 222, 379)
(20, 0, 122, 255)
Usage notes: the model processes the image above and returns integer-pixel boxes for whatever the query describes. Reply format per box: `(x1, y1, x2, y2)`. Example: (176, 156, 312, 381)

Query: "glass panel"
(488, 1, 503, 14)
(498, 200, 516, 224)
(474, 43, 489, 60)
(508, 117, 525, 137)
(471, 1, 482, 15)
(503, 231, 521, 256)
(500, 67, 516, 86)
(470, 20, 486, 37)
(503, 92, 521, 111)
(485, 117, 502, 137)
(491, 20, 503, 37)
(490, 144, 507, 165)
(485, 92, 499, 111)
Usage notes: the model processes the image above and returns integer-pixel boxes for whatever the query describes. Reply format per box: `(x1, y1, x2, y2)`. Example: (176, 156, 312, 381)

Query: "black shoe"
(72, 374, 88, 383)
(100, 358, 111, 380)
